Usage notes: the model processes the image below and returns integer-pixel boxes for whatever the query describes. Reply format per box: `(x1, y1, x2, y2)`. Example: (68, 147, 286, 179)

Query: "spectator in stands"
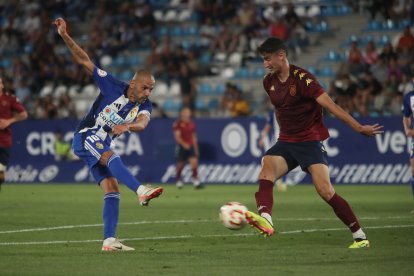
(399, 73, 414, 95)
(219, 82, 237, 117)
(56, 93, 76, 119)
(176, 63, 197, 111)
(370, 56, 388, 82)
(397, 26, 414, 52)
(228, 88, 250, 117)
(362, 40, 379, 67)
(378, 42, 398, 64)
(346, 41, 365, 76)
(269, 17, 288, 41)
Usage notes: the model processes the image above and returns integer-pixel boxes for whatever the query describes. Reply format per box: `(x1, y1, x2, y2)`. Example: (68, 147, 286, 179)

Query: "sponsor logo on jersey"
(98, 106, 125, 128)
(289, 85, 296, 96)
(97, 69, 107, 77)
(306, 78, 313, 86)
(114, 103, 122, 110)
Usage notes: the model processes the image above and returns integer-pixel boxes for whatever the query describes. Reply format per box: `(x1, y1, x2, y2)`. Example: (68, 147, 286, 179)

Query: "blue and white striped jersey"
(402, 91, 414, 120)
(76, 67, 152, 144)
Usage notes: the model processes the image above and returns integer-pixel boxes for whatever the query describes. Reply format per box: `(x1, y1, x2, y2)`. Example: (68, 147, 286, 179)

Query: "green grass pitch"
(0, 184, 413, 276)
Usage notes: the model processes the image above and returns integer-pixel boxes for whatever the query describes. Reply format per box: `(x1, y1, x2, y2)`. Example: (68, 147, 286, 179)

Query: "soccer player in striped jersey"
(54, 18, 163, 251)
(245, 37, 383, 248)
(402, 88, 414, 213)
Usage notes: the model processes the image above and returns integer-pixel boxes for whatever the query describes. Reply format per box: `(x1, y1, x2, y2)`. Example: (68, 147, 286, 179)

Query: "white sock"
(352, 228, 366, 240)
(261, 212, 273, 226)
(136, 185, 146, 195)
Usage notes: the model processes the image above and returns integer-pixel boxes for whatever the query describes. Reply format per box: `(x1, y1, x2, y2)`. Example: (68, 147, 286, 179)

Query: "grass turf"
(0, 184, 413, 276)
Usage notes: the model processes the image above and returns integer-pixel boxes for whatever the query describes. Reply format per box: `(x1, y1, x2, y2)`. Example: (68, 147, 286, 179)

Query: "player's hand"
(53, 17, 67, 36)
(0, 119, 11, 130)
(112, 124, 129, 135)
(360, 124, 383, 136)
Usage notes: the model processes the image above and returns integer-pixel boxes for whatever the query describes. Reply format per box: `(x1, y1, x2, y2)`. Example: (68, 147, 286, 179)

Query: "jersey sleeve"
(403, 93, 413, 117)
(137, 99, 153, 119)
(293, 68, 324, 99)
(11, 95, 26, 113)
(92, 67, 126, 97)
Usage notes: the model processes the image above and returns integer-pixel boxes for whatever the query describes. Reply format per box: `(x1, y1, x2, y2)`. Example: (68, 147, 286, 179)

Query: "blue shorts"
(265, 141, 328, 173)
(72, 131, 115, 184)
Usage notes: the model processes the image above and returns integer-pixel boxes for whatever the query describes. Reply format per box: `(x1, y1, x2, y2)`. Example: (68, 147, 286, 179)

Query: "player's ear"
(129, 79, 136, 88)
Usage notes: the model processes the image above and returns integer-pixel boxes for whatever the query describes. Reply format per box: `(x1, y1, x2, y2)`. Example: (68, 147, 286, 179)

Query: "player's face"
(262, 52, 283, 74)
(181, 107, 191, 120)
(133, 75, 155, 104)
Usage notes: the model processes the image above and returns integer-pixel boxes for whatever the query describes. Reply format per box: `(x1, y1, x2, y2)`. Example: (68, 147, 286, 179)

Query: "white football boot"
(137, 184, 163, 206)
(101, 237, 135, 251)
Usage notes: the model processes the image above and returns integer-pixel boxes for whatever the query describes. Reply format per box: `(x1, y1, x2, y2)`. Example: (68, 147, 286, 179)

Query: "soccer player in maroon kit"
(245, 38, 383, 248)
(173, 107, 202, 189)
(0, 77, 28, 189)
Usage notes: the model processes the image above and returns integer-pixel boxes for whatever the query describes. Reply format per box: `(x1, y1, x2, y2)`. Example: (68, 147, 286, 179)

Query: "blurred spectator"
(176, 63, 197, 110)
(397, 26, 414, 52)
(269, 17, 288, 41)
(362, 40, 379, 67)
(219, 83, 237, 117)
(346, 41, 365, 76)
(228, 88, 250, 117)
(398, 73, 414, 95)
(56, 93, 76, 119)
(378, 42, 398, 64)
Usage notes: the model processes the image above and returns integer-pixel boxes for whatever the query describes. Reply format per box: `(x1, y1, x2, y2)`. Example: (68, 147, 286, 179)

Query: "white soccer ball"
(219, 202, 248, 230)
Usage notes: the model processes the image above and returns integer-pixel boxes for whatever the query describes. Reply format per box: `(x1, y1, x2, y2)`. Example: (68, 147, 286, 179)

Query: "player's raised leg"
(308, 164, 369, 248)
(100, 150, 163, 206)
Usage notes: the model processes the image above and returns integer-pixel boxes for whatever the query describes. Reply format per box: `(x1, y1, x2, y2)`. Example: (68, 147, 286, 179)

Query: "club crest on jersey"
(270, 85, 275, 91)
(96, 142, 103, 149)
(97, 69, 107, 77)
(289, 85, 296, 96)
(129, 107, 138, 118)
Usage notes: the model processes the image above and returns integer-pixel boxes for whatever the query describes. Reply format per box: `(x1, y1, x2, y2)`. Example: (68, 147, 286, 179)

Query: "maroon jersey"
(263, 64, 329, 142)
(173, 120, 196, 146)
(0, 92, 26, 148)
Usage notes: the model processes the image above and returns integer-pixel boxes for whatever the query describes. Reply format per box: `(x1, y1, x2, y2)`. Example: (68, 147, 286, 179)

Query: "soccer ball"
(219, 202, 248, 230)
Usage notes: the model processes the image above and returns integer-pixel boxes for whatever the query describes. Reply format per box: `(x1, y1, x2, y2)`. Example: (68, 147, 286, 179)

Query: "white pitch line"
(0, 224, 414, 246)
(0, 216, 412, 235)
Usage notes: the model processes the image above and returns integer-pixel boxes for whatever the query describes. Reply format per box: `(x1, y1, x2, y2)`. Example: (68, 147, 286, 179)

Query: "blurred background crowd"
(0, 0, 413, 119)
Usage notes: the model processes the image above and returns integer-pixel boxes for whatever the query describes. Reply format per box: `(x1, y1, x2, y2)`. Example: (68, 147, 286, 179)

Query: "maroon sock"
(176, 168, 182, 182)
(254, 179, 274, 215)
(327, 193, 361, 232)
(192, 167, 198, 178)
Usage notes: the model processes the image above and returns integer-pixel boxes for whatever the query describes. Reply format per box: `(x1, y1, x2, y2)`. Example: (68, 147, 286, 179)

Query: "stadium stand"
(0, 0, 413, 119)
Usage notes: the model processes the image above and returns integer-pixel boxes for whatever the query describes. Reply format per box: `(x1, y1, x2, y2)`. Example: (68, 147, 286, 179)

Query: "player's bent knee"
(99, 150, 114, 166)
(100, 177, 119, 193)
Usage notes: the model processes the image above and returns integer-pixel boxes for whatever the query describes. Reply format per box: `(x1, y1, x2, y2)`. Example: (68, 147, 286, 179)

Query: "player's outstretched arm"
(317, 93, 383, 136)
(53, 18, 94, 75)
(112, 113, 150, 136)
